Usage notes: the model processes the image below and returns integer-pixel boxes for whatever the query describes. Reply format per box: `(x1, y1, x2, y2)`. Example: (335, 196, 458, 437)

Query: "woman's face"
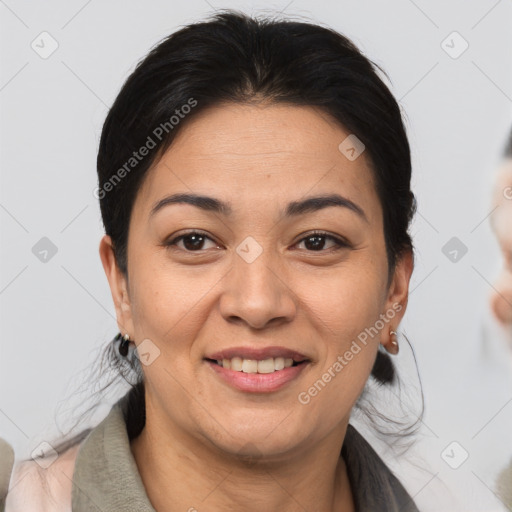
(101, 102, 412, 459)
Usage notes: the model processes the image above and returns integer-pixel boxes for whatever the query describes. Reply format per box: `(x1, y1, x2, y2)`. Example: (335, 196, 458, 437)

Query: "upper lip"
(205, 346, 310, 362)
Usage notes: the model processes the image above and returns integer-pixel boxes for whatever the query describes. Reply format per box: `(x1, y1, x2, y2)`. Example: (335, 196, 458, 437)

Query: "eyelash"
(164, 230, 350, 253)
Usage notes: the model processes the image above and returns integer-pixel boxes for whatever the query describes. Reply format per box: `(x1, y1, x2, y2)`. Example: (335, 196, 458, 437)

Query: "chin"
(203, 420, 308, 461)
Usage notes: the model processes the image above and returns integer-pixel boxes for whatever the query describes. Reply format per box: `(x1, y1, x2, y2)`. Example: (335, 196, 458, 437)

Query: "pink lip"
(206, 360, 309, 393)
(205, 346, 309, 362)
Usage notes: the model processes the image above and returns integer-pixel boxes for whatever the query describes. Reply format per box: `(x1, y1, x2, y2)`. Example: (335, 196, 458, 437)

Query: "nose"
(219, 249, 297, 330)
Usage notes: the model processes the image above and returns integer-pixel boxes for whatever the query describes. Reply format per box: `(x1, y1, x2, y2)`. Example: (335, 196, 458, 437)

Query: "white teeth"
(231, 357, 243, 371)
(274, 357, 285, 370)
(257, 358, 275, 374)
(213, 356, 301, 373)
(242, 359, 258, 373)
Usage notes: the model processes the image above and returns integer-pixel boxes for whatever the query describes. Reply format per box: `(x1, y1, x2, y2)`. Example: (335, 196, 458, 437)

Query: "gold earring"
(385, 329, 399, 355)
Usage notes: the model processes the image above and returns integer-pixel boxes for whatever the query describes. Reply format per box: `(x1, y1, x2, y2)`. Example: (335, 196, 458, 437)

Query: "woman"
(3, 10, 420, 511)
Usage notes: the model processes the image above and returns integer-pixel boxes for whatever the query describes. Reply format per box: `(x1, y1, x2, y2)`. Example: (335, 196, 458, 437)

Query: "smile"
(204, 357, 310, 393)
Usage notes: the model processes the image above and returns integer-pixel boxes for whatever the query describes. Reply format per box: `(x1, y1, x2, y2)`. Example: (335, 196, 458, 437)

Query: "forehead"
(134, 103, 380, 223)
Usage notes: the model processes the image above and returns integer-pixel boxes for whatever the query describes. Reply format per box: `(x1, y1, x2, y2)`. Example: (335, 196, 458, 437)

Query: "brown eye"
(165, 231, 219, 252)
(295, 232, 349, 252)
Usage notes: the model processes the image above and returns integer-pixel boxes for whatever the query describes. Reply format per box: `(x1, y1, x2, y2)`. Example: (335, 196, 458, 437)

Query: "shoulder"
(5, 442, 82, 512)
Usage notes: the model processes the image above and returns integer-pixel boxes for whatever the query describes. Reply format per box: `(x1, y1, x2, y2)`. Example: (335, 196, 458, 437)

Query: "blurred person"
(489, 131, 512, 334)
(490, 128, 512, 510)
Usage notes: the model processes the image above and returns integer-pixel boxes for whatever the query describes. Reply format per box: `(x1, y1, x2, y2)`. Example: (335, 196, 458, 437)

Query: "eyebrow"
(149, 192, 368, 223)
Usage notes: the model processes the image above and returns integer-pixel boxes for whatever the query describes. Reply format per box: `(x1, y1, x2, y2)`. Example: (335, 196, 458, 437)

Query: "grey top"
(3, 389, 420, 511)
(71, 393, 155, 511)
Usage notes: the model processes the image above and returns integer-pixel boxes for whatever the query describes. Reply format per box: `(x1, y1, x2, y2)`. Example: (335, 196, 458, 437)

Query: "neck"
(130, 402, 355, 512)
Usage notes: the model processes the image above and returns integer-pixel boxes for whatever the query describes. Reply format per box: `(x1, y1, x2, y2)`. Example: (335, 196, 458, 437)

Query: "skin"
(100, 102, 413, 512)
(490, 159, 512, 327)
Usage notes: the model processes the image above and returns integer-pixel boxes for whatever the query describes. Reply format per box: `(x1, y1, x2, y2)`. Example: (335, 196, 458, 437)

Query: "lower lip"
(205, 360, 309, 393)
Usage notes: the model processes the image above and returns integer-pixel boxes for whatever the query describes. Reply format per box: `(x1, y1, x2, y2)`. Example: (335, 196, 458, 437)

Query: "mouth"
(203, 346, 311, 393)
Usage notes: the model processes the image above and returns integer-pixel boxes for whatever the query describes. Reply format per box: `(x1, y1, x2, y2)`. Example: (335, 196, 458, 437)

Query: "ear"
(382, 249, 414, 343)
(99, 235, 134, 336)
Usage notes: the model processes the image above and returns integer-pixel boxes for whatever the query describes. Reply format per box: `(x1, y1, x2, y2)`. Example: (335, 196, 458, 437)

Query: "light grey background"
(1, 0, 512, 510)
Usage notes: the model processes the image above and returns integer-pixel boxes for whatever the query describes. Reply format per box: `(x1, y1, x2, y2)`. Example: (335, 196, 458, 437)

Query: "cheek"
(299, 258, 386, 339)
(128, 251, 218, 338)
(295, 303, 381, 434)
(292, 260, 386, 409)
